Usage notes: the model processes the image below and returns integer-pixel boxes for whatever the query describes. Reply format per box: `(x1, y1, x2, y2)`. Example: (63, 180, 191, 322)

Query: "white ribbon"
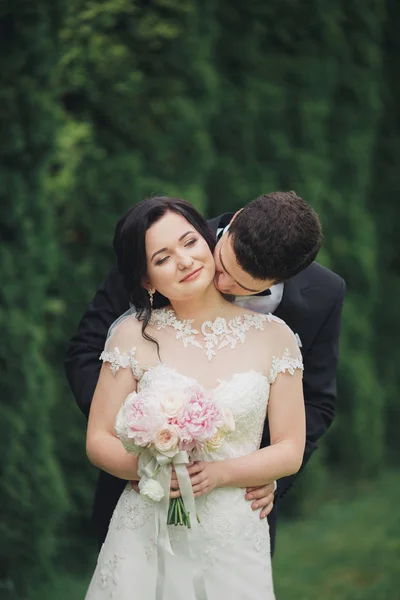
(137, 450, 207, 600)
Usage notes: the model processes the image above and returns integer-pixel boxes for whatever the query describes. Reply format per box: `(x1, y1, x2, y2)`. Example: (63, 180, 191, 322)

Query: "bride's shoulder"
(106, 310, 143, 349)
(234, 306, 285, 328)
(242, 309, 299, 344)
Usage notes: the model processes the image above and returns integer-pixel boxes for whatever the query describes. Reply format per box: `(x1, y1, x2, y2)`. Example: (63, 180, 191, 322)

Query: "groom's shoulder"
(207, 212, 234, 231)
(294, 261, 346, 297)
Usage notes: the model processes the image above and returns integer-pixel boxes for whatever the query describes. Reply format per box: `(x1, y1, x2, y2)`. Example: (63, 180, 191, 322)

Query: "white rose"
(154, 425, 179, 457)
(162, 391, 186, 419)
(205, 430, 224, 452)
(139, 476, 164, 502)
(220, 408, 235, 434)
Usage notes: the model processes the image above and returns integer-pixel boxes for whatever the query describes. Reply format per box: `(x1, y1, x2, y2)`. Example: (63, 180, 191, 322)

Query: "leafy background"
(0, 1, 399, 598)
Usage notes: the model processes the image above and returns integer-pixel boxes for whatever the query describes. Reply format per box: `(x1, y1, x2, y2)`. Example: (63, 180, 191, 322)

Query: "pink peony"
(177, 388, 224, 443)
(125, 393, 164, 446)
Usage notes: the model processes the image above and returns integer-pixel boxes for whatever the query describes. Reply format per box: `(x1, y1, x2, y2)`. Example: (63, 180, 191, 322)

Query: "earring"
(148, 289, 154, 307)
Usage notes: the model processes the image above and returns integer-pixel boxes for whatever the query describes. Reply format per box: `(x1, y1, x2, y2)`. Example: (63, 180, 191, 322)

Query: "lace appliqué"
(113, 487, 188, 563)
(100, 347, 143, 379)
(97, 551, 126, 595)
(150, 309, 270, 361)
(268, 348, 304, 384)
(113, 486, 154, 532)
(201, 488, 270, 566)
(150, 309, 202, 349)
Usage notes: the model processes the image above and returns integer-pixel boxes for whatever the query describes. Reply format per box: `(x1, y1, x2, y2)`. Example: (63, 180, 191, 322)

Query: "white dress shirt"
(233, 284, 284, 315)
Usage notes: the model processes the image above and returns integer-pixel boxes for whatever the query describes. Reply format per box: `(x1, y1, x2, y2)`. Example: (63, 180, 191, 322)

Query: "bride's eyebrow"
(151, 230, 196, 261)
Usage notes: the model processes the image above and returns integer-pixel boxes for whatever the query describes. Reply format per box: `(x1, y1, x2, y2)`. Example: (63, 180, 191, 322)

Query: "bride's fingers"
(170, 488, 181, 499)
(193, 484, 210, 497)
(191, 481, 209, 494)
(170, 473, 179, 487)
(187, 463, 204, 476)
(190, 473, 207, 487)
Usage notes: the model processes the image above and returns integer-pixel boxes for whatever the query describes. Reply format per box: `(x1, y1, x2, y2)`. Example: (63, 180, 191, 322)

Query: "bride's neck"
(168, 284, 231, 324)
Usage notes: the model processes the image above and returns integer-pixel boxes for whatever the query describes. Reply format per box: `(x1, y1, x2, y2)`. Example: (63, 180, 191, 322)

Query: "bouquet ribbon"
(138, 449, 207, 600)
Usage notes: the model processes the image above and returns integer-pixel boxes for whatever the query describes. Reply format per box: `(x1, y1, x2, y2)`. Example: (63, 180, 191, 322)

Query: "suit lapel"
(273, 277, 306, 337)
(208, 213, 234, 237)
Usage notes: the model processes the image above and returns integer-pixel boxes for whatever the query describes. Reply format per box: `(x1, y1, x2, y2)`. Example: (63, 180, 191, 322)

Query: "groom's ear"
(230, 209, 243, 224)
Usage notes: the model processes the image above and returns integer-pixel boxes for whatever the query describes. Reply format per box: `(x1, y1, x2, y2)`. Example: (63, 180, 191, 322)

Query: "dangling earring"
(148, 288, 154, 307)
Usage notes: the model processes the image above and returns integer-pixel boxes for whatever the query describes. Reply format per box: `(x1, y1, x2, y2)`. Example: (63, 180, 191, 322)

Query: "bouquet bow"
(138, 449, 197, 553)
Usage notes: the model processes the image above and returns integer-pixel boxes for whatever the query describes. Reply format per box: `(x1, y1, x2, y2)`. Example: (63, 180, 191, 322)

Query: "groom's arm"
(276, 277, 346, 499)
(65, 267, 130, 418)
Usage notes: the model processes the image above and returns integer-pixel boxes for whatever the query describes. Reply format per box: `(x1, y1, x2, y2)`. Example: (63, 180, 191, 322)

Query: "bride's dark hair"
(113, 196, 216, 345)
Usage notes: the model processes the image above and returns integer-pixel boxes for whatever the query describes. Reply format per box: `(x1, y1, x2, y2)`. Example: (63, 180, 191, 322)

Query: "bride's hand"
(187, 461, 223, 497)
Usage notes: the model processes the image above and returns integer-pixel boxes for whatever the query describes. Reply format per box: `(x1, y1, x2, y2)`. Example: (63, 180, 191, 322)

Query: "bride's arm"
(86, 364, 139, 481)
(190, 368, 305, 495)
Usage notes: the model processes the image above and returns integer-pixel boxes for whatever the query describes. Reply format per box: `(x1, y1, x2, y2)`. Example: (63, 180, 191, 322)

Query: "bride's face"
(145, 211, 216, 302)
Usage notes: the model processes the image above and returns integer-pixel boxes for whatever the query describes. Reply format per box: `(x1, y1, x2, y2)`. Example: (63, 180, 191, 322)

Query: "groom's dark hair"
(229, 191, 323, 282)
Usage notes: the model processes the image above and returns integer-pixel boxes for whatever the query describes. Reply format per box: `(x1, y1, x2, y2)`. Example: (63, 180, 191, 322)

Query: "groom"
(65, 191, 345, 555)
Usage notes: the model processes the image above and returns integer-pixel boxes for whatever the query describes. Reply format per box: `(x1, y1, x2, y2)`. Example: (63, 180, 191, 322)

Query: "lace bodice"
(100, 309, 303, 462)
(135, 364, 271, 459)
(100, 307, 303, 390)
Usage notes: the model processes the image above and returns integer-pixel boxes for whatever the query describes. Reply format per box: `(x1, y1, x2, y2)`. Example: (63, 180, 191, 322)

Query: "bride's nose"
(177, 251, 194, 270)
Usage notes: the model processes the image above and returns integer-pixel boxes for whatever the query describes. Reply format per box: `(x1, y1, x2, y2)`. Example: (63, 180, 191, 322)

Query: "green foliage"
(0, 1, 68, 592)
(369, 0, 400, 463)
(274, 470, 400, 599)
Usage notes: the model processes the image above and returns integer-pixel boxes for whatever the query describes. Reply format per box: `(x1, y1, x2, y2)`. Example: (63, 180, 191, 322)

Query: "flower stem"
(177, 498, 183, 525)
(167, 497, 195, 527)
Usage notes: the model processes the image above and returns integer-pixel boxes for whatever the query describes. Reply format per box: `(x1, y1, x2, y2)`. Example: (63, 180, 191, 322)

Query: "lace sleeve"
(268, 348, 303, 384)
(267, 319, 304, 384)
(99, 311, 144, 380)
(100, 347, 143, 379)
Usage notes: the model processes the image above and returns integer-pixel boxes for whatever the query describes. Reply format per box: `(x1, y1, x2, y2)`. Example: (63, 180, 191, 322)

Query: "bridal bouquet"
(115, 382, 235, 528)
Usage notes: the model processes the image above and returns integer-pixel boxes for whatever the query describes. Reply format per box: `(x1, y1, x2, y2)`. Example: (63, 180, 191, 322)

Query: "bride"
(85, 197, 305, 599)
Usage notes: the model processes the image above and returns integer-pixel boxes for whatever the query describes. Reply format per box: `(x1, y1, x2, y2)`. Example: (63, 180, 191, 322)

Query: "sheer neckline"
(149, 308, 272, 361)
(150, 307, 270, 328)
(138, 362, 270, 394)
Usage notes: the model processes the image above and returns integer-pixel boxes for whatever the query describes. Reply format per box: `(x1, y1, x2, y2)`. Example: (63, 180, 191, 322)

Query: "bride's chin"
(167, 277, 216, 302)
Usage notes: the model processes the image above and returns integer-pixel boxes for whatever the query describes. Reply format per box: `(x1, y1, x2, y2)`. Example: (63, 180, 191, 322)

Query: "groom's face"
(213, 233, 275, 296)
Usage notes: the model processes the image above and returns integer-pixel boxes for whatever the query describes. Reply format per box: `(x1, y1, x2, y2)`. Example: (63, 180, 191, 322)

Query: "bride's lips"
(180, 267, 203, 283)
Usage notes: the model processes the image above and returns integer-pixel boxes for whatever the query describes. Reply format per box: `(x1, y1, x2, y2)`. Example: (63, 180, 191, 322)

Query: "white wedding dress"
(85, 308, 303, 600)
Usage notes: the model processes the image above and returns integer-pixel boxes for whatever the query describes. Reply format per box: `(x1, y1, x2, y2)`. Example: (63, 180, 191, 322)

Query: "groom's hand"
(245, 482, 275, 519)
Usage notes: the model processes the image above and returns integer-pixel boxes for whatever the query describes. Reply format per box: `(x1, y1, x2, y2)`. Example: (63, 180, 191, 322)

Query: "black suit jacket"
(65, 212, 346, 550)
